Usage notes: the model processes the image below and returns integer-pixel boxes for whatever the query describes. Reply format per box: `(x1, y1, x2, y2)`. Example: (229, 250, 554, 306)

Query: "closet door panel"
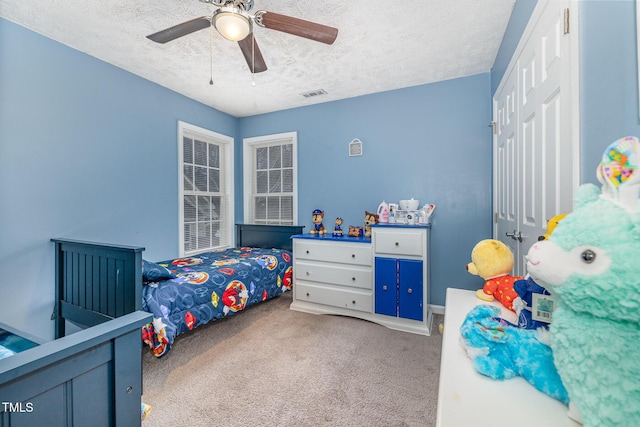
(493, 0, 578, 276)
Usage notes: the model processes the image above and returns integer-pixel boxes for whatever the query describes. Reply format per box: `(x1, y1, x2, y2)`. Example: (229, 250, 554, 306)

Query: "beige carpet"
(142, 292, 443, 427)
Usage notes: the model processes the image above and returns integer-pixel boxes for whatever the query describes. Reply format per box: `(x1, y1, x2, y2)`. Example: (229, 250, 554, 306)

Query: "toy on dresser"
(333, 217, 344, 237)
(538, 213, 567, 241)
(527, 136, 640, 427)
(511, 276, 552, 330)
(511, 215, 566, 330)
(460, 304, 569, 404)
(348, 225, 363, 237)
(466, 239, 523, 312)
(364, 211, 379, 237)
(310, 209, 326, 235)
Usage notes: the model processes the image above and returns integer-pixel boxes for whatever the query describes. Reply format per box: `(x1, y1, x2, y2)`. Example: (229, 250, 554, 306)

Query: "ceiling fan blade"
(147, 17, 211, 44)
(238, 34, 268, 73)
(257, 11, 338, 45)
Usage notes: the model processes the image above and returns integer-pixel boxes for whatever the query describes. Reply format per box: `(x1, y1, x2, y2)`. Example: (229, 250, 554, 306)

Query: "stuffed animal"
(526, 136, 640, 427)
(511, 275, 552, 330)
(310, 209, 326, 234)
(364, 211, 379, 237)
(538, 213, 568, 241)
(460, 304, 569, 404)
(511, 215, 566, 329)
(466, 239, 523, 312)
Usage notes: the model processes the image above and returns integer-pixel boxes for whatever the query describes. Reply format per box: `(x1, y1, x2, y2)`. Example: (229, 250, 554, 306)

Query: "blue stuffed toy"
(460, 304, 569, 404)
(511, 275, 552, 330)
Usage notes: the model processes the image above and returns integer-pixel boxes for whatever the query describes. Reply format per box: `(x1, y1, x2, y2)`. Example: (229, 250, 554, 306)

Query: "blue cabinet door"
(398, 259, 423, 321)
(374, 257, 397, 317)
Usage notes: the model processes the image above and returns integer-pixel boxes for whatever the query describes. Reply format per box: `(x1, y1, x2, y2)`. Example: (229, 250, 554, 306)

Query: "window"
(178, 121, 234, 256)
(243, 132, 297, 225)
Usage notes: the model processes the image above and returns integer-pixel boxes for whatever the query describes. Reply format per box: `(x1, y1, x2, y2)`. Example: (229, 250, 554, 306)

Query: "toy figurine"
(348, 225, 363, 237)
(364, 211, 379, 237)
(310, 209, 326, 235)
(333, 217, 344, 237)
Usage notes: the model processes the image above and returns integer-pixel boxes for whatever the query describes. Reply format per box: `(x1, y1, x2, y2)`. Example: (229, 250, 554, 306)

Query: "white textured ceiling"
(1, 0, 515, 118)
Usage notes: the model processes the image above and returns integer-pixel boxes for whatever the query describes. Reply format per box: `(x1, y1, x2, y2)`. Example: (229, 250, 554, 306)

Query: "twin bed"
(1, 224, 301, 426)
(52, 224, 302, 357)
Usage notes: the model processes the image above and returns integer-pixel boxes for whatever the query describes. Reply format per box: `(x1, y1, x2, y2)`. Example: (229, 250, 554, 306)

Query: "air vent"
(301, 89, 328, 98)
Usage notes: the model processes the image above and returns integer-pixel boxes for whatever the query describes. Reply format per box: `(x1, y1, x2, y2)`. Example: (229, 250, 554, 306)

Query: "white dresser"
(291, 234, 373, 315)
(290, 224, 432, 336)
(436, 288, 580, 427)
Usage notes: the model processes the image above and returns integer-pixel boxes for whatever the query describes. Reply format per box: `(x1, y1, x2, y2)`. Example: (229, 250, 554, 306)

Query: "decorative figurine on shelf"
(348, 225, 363, 237)
(333, 217, 344, 237)
(364, 211, 379, 237)
(310, 209, 326, 235)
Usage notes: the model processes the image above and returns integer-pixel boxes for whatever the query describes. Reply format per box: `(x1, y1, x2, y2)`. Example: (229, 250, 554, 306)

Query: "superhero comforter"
(141, 247, 293, 357)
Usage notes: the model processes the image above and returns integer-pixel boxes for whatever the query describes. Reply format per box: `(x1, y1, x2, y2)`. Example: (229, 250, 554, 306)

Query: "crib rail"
(51, 239, 144, 338)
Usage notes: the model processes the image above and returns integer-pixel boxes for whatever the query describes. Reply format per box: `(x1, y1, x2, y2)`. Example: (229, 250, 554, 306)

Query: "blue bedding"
(141, 247, 293, 357)
(0, 328, 38, 360)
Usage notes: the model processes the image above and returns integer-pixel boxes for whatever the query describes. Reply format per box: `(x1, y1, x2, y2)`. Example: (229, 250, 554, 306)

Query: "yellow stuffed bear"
(466, 239, 523, 312)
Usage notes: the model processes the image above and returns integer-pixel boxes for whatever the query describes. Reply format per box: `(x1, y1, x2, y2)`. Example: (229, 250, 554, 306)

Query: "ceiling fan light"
(213, 9, 252, 41)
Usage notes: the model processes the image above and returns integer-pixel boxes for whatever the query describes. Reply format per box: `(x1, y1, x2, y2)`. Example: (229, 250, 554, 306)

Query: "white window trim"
(242, 131, 298, 225)
(178, 120, 235, 256)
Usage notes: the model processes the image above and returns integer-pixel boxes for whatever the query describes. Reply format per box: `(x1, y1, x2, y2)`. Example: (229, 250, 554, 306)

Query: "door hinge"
(564, 8, 570, 34)
(489, 121, 497, 135)
(494, 212, 498, 223)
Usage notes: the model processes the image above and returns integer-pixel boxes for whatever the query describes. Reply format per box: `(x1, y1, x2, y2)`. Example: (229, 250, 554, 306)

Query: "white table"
(436, 288, 581, 427)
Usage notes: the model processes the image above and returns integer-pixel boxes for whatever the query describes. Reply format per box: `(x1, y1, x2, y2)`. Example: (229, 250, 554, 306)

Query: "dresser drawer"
(294, 240, 372, 266)
(373, 228, 424, 257)
(295, 260, 372, 290)
(295, 282, 372, 313)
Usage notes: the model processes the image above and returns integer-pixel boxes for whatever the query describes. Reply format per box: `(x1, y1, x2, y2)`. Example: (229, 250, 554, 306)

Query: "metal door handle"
(505, 230, 523, 242)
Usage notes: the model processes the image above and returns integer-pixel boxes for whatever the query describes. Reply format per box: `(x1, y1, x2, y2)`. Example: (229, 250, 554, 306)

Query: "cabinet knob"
(407, 288, 413, 294)
(306, 271, 310, 275)
(395, 242, 399, 246)
(382, 285, 388, 291)
(306, 250, 310, 254)
(351, 254, 356, 258)
(352, 300, 356, 305)
(352, 277, 356, 281)
(306, 292, 310, 297)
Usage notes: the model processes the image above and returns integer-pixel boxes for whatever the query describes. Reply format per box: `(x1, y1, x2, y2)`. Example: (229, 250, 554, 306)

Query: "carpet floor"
(142, 292, 443, 426)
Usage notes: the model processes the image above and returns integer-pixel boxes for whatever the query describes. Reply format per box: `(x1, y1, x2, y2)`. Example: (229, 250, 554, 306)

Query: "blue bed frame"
(51, 224, 303, 338)
(0, 310, 151, 426)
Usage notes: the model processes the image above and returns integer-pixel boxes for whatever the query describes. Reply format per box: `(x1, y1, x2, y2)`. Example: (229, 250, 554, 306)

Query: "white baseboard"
(430, 304, 445, 315)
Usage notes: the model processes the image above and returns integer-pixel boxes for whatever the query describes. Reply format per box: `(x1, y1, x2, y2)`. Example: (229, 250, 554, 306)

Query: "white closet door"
(495, 65, 519, 262)
(493, 0, 579, 275)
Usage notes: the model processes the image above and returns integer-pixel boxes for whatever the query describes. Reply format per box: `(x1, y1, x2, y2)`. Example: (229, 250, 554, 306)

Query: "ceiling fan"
(146, 0, 339, 74)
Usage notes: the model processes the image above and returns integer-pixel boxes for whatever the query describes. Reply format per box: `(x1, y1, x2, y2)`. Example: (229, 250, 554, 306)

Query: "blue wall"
(238, 74, 494, 309)
(491, 0, 538, 95)
(0, 18, 236, 339)
(578, 0, 640, 182)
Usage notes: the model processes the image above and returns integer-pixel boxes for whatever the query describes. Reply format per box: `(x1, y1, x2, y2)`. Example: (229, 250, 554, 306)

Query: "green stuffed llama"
(526, 136, 640, 426)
